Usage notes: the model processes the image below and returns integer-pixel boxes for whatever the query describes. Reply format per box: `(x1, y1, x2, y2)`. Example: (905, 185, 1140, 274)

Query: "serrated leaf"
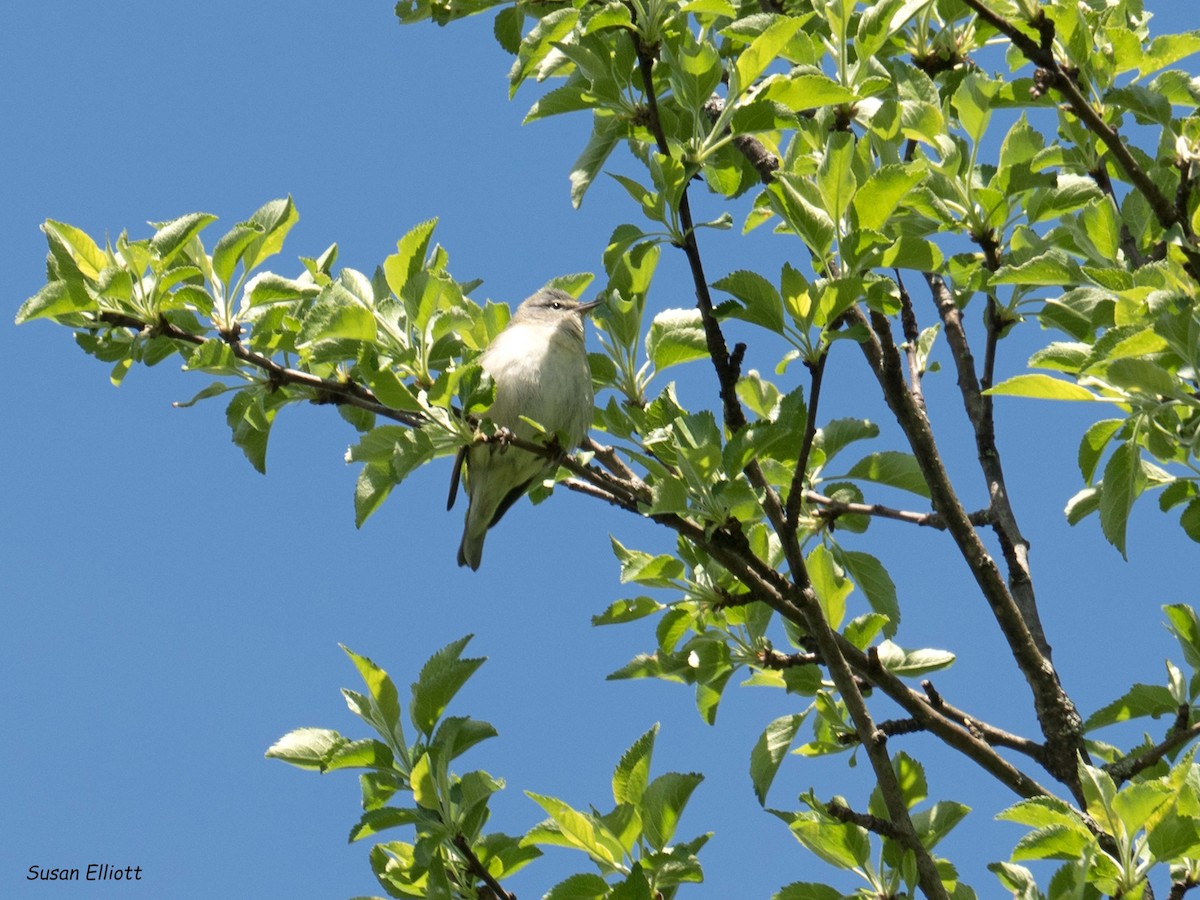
(544, 872, 611, 900)
(835, 550, 899, 637)
(150, 211, 217, 266)
(807, 544, 851, 630)
(844, 450, 930, 498)
(852, 163, 925, 231)
(1084, 683, 1177, 731)
(410, 635, 485, 736)
(613, 724, 658, 806)
(646, 308, 708, 371)
(265, 727, 345, 769)
(987, 374, 1100, 402)
(750, 714, 805, 805)
(733, 15, 806, 91)
(571, 116, 624, 209)
(713, 269, 785, 333)
(242, 197, 299, 271)
(641, 772, 704, 850)
(1099, 441, 1144, 558)
(525, 792, 622, 866)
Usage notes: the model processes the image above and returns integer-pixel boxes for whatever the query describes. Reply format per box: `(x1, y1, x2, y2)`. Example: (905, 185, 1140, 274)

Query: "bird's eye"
(551, 301, 562, 310)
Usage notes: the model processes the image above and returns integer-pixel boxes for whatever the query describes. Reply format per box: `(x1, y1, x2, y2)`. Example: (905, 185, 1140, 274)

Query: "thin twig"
(1106, 720, 1200, 785)
(826, 800, 904, 840)
(452, 834, 515, 900)
(805, 491, 994, 529)
(785, 352, 828, 527)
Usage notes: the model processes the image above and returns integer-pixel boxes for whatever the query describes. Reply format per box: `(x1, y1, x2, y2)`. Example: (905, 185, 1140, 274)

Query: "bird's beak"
(576, 298, 604, 315)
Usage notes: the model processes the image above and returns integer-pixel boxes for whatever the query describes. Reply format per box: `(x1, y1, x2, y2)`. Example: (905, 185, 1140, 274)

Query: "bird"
(448, 287, 601, 570)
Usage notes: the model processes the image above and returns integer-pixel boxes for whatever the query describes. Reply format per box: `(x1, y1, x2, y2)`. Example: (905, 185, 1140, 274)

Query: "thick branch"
(923, 274, 1048, 659)
(847, 304, 1085, 795)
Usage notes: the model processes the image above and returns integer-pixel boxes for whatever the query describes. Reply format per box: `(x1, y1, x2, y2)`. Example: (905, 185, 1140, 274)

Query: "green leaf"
(15, 280, 94, 324)
(991, 251, 1082, 286)
(852, 163, 925, 232)
(1165, 604, 1200, 669)
(890, 751, 928, 809)
(952, 73, 995, 144)
(354, 461, 398, 528)
(610, 537, 685, 588)
(410, 635, 486, 737)
(432, 716, 498, 761)
(773, 882, 845, 900)
(835, 550, 899, 637)
(571, 116, 624, 209)
(1099, 441, 1144, 558)
(509, 8, 579, 95)
(1078, 419, 1124, 483)
(911, 800, 970, 849)
(43, 220, 107, 280)
(348, 806, 422, 843)
(1181, 498, 1200, 543)
(150, 211, 217, 267)
(544, 872, 611, 900)
(714, 269, 785, 334)
(874, 640, 955, 677)
(298, 282, 377, 348)
(997, 795, 1084, 829)
(212, 221, 264, 287)
(525, 792, 623, 866)
(613, 724, 658, 806)
(225, 387, 286, 474)
(844, 451, 930, 498)
(383, 218, 438, 299)
(807, 544, 852, 630)
(242, 197, 299, 271)
(816, 132, 857, 224)
(342, 646, 405, 748)
(1085, 683, 1177, 731)
(641, 772, 704, 850)
(646, 308, 708, 371)
(733, 15, 807, 91)
(986, 374, 1100, 402)
(592, 596, 664, 626)
(265, 727, 345, 770)
(1139, 30, 1200, 78)
(788, 814, 870, 870)
(1010, 824, 1093, 861)
(760, 72, 858, 109)
(750, 714, 805, 805)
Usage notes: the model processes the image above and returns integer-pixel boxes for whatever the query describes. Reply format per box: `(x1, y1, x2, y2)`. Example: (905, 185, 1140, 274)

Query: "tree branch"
(804, 490, 993, 530)
(98, 312, 423, 425)
(958, 0, 1181, 234)
(923, 274, 1048, 659)
(451, 834, 515, 900)
(785, 352, 827, 527)
(1106, 718, 1200, 785)
(846, 304, 1085, 796)
(826, 800, 904, 841)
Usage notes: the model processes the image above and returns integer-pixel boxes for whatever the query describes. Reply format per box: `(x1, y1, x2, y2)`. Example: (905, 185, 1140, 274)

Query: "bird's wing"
(446, 446, 466, 511)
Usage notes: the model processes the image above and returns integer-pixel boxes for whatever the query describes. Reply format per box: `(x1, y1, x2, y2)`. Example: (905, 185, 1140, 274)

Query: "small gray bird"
(449, 288, 601, 570)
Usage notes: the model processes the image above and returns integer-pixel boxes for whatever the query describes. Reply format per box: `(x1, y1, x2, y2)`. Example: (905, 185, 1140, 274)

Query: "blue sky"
(3, 2, 1199, 898)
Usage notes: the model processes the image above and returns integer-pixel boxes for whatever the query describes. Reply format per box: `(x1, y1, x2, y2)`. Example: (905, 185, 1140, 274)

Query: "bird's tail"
(457, 503, 487, 570)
